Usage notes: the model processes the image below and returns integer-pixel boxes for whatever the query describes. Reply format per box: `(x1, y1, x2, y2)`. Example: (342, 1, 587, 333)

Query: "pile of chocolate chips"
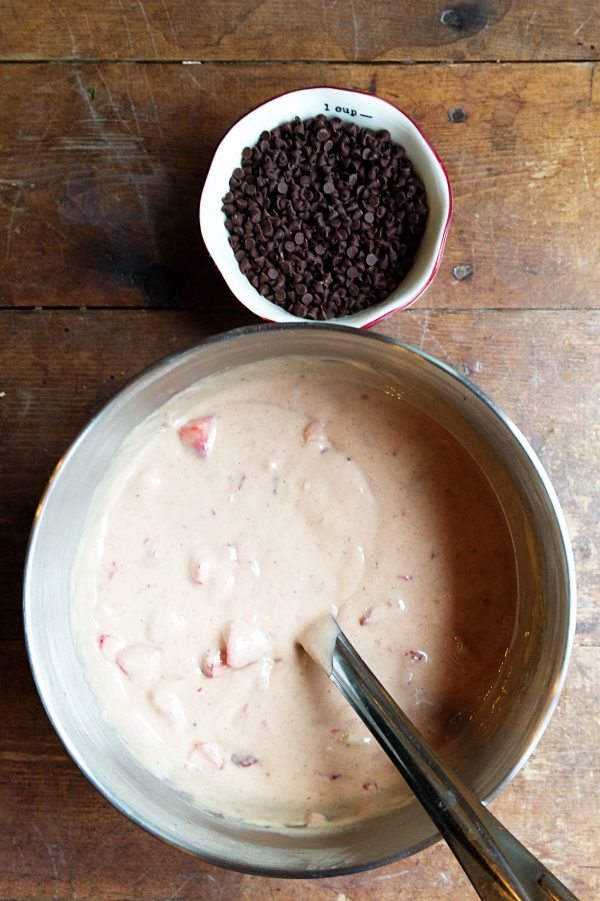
(222, 114, 428, 320)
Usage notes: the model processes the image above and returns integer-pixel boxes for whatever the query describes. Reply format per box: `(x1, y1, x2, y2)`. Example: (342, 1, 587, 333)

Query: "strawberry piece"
(302, 419, 329, 452)
(97, 633, 124, 660)
(178, 415, 217, 458)
(115, 643, 160, 686)
(224, 620, 270, 669)
(150, 687, 186, 728)
(200, 648, 227, 678)
(196, 741, 225, 770)
(186, 741, 225, 772)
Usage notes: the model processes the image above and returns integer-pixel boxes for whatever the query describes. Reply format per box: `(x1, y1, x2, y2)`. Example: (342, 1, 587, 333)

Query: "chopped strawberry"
(200, 648, 227, 678)
(178, 415, 217, 458)
(237, 557, 260, 577)
(186, 741, 225, 772)
(115, 643, 160, 686)
(97, 633, 124, 660)
(302, 420, 329, 452)
(195, 741, 225, 770)
(150, 687, 186, 727)
(224, 620, 270, 669)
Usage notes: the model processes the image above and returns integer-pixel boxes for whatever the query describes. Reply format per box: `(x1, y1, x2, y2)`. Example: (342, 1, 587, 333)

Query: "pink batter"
(71, 357, 517, 827)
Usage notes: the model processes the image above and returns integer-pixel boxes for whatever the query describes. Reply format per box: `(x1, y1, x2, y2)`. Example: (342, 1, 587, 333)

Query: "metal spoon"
(300, 615, 578, 901)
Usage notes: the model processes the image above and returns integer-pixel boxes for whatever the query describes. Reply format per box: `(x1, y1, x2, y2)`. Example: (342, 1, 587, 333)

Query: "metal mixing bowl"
(24, 324, 575, 877)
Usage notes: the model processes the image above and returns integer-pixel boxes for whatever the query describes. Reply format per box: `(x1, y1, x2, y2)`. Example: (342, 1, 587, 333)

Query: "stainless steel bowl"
(24, 324, 576, 877)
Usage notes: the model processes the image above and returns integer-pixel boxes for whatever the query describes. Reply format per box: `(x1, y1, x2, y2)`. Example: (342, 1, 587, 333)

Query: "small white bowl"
(200, 86, 452, 328)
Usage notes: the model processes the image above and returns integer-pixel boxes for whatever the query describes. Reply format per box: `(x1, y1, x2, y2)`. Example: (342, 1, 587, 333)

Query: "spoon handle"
(331, 628, 578, 901)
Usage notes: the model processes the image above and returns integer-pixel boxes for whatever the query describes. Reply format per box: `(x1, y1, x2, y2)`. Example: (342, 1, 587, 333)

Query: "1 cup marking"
(323, 102, 373, 119)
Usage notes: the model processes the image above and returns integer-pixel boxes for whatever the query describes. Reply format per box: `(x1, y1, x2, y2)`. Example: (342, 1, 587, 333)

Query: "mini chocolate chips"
(221, 114, 428, 320)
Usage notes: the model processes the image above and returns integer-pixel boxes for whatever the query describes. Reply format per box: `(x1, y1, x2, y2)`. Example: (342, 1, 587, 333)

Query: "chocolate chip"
(222, 115, 428, 320)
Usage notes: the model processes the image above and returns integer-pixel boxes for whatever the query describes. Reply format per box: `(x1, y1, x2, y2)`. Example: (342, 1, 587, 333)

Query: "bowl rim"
(199, 85, 453, 329)
(23, 322, 576, 878)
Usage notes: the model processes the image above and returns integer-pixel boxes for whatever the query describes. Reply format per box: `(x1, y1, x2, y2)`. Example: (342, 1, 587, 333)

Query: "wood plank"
(0, 62, 598, 311)
(0, 1, 598, 63)
(2, 308, 598, 645)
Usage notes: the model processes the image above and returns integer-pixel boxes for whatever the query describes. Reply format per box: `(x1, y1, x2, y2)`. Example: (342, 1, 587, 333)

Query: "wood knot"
(448, 107, 468, 123)
(453, 263, 473, 281)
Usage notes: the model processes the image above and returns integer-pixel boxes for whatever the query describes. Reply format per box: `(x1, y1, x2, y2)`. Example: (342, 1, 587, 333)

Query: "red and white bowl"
(200, 86, 452, 328)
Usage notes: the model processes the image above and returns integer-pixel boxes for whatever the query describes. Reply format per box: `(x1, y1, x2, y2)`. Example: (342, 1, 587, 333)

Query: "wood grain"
(2, 0, 599, 896)
(0, 1, 598, 63)
(0, 62, 598, 311)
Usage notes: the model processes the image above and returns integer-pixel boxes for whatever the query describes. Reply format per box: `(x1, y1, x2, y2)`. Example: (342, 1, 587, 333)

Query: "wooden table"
(1, 2, 598, 898)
